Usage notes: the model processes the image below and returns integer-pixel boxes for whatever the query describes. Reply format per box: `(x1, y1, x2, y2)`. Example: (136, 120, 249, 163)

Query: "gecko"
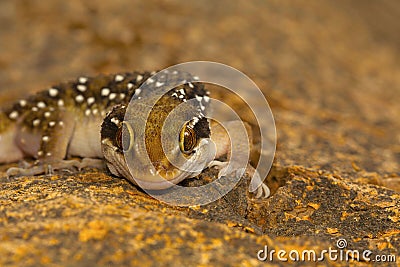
(0, 70, 270, 198)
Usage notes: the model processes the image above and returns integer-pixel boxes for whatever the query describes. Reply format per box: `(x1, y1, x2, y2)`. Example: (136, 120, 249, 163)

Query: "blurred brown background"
(0, 0, 399, 178)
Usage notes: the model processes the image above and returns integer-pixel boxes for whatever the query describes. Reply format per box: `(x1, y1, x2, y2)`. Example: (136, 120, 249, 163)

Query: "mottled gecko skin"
(0, 70, 270, 197)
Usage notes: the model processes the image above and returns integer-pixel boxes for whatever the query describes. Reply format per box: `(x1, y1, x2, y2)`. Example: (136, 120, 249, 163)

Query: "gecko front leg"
(209, 120, 270, 198)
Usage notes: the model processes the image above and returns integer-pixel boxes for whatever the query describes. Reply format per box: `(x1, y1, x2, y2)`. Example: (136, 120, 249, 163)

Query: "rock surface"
(0, 0, 399, 266)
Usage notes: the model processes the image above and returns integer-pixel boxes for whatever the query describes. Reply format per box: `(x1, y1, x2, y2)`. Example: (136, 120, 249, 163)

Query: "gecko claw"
(248, 167, 270, 199)
(254, 183, 270, 198)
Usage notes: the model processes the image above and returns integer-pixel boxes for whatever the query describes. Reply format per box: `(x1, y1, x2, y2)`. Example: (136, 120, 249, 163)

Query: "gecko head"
(101, 80, 215, 190)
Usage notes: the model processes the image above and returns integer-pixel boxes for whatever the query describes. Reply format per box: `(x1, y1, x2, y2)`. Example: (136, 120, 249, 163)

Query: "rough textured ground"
(0, 0, 399, 266)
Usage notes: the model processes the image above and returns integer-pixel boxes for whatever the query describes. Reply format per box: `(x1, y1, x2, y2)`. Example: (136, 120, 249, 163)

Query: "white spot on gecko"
(79, 77, 88, 83)
(42, 136, 49, 142)
(44, 111, 51, 118)
(87, 97, 95, 105)
(111, 117, 120, 125)
(136, 75, 143, 82)
(109, 93, 117, 100)
(75, 95, 84, 103)
(33, 119, 40, 127)
(19, 100, 27, 107)
(37, 101, 46, 108)
(101, 138, 108, 145)
(115, 74, 124, 82)
(49, 121, 56, 127)
(58, 99, 64, 107)
(134, 89, 141, 96)
(8, 111, 18, 119)
(77, 85, 87, 92)
(85, 109, 91, 116)
(49, 88, 58, 97)
(101, 88, 110, 96)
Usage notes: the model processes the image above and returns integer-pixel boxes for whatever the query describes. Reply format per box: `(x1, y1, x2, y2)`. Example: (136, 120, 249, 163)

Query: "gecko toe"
(253, 183, 270, 199)
(5, 158, 106, 179)
(6, 165, 46, 177)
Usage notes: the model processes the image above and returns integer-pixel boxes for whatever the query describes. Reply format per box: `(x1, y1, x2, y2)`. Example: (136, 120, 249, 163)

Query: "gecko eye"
(116, 122, 134, 152)
(179, 122, 198, 154)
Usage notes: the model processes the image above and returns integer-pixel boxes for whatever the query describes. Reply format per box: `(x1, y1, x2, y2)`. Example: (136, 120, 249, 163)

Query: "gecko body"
(0, 70, 270, 197)
(1, 71, 154, 165)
